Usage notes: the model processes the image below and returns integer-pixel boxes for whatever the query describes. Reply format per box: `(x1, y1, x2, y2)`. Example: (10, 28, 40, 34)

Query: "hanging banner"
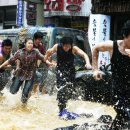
(16, 0, 23, 27)
(88, 14, 111, 67)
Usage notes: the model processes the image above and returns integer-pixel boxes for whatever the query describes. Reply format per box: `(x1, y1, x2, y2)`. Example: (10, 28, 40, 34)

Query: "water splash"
(0, 87, 116, 130)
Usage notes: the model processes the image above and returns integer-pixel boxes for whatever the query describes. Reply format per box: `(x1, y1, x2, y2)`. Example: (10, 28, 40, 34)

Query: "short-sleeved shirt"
(33, 43, 45, 55)
(9, 48, 44, 81)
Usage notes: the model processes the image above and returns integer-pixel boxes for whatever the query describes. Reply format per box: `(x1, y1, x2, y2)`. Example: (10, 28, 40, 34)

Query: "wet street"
(0, 88, 116, 130)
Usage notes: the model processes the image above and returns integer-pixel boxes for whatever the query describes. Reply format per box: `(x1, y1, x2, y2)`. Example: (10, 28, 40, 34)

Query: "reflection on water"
(0, 88, 116, 130)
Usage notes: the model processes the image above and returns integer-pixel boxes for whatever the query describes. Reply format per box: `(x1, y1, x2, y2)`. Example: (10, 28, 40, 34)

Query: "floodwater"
(0, 87, 116, 130)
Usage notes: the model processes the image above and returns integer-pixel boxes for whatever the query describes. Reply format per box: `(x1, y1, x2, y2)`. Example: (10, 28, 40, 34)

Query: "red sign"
(66, 4, 81, 12)
(66, 0, 83, 12)
(67, 0, 82, 4)
(44, 0, 64, 11)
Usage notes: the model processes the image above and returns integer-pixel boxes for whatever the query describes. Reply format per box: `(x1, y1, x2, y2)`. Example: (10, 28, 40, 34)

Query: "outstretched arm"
(44, 44, 58, 62)
(73, 46, 92, 69)
(0, 60, 10, 69)
(92, 40, 113, 80)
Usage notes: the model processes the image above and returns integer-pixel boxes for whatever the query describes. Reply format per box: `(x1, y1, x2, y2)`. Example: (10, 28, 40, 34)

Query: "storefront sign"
(66, 0, 83, 12)
(16, 0, 23, 27)
(66, 4, 81, 12)
(44, 0, 91, 17)
(26, 2, 36, 26)
(88, 14, 111, 67)
(44, 0, 64, 11)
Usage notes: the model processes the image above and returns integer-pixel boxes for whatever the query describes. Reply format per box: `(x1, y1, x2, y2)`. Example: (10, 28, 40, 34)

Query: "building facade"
(91, 0, 130, 40)
(44, 0, 92, 31)
(0, 0, 91, 31)
(0, 0, 17, 29)
(0, 0, 44, 29)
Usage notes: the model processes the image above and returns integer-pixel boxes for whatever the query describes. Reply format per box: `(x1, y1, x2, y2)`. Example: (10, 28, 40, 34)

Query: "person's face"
(25, 39, 33, 51)
(2, 46, 12, 55)
(34, 38, 42, 46)
(124, 35, 130, 48)
(62, 44, 72, 52)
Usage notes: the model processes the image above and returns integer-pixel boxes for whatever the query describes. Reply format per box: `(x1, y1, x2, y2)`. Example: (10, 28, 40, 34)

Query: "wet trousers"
(110, 84, 130, 130)
(56, 69, 75, 112)
(10, 77, 34, 103)
(0, 71, 10, 91)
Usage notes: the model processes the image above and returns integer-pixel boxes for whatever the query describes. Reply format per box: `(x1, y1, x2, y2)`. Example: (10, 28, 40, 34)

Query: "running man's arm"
(92, 40, 113, 80)
(0, 60, 10, 69)
(73, 46, 92, 69)
(44, 44, 58, 62)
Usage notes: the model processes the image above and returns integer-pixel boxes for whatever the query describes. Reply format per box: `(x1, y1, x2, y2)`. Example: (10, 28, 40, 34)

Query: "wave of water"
(0, 87, 116, 130)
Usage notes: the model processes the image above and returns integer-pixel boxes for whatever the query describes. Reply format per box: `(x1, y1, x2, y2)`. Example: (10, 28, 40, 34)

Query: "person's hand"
(48, 62, 57, 68)
(12, 68, 20, 75)
(93, 70, 102, 80)
(85, 63, 92, 70)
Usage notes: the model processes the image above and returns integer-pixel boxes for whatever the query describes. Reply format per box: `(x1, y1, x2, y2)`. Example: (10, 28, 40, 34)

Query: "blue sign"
(16, 0, 23, 27)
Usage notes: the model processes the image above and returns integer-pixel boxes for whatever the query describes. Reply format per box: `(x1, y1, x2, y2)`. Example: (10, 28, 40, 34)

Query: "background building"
(44, 0, 92, 31)
(0, 0, 44, 29)
(0, 0, 17, 29)
(91, 0, 130, 40)
(0, 0, 92, 31)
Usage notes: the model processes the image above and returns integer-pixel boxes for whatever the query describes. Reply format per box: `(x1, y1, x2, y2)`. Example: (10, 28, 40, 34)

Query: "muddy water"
(0, 88, 116, 130)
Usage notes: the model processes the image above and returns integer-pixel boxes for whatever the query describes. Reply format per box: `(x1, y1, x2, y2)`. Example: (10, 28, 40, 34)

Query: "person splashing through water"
(92, 20, 130, 129)
(0, 37, 47, 104)
(44, 36, 92, 120)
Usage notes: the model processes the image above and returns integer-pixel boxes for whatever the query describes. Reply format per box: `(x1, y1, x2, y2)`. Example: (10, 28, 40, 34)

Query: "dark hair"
(24, 37, 33, 44)
(60, 36, 73, 45)
(33, 32, 43, 40)
(19, 42, 25, 49)
(2, 39, 12, 47)
(121, 20, 130, 38)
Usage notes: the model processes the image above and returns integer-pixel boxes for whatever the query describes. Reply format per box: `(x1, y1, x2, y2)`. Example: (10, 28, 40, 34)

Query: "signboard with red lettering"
(44, 0, 91, 17)
(88, 14, 111, 67)
(44, 0, 64, 11)
(66, 0, 82, 12)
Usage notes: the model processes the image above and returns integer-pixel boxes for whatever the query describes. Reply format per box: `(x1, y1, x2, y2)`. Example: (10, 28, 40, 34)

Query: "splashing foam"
(1, 87, 22, 107)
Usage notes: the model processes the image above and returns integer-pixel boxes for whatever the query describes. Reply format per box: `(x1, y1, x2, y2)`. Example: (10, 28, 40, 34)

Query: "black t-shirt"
(111, 41, 130, 91)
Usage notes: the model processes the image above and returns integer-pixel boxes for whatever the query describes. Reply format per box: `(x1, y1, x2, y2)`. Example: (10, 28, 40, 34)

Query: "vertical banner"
(88, 14, 110, 67)
(16, 0, 23, 27)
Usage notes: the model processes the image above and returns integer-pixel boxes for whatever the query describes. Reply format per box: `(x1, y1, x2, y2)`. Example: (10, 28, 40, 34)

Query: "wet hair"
(2, 39, 12, 47)
(60, 36, 73, 45)
(121, 20, 130, 38)
(33, 32, 43, 40)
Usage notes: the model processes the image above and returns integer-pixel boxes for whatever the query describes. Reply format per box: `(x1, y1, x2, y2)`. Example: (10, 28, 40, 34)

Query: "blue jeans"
(10, 77, 34, 103)
(35, 71, 42, 83)
(0, 71, 10, 91)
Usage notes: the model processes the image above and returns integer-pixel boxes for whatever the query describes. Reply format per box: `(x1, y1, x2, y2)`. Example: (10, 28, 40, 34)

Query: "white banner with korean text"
(88, 14, 111, 68)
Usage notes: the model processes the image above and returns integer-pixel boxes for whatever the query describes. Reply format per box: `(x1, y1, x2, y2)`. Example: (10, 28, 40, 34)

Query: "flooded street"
(0, 88, 116, 130)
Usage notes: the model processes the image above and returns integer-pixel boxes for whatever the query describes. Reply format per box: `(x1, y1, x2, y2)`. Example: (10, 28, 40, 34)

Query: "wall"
(0, 0, 17, 6)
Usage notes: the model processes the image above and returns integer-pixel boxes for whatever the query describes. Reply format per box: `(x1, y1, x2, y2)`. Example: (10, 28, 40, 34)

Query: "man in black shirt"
(92, 20, 130, 129)
(44, 36, 92, 117)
